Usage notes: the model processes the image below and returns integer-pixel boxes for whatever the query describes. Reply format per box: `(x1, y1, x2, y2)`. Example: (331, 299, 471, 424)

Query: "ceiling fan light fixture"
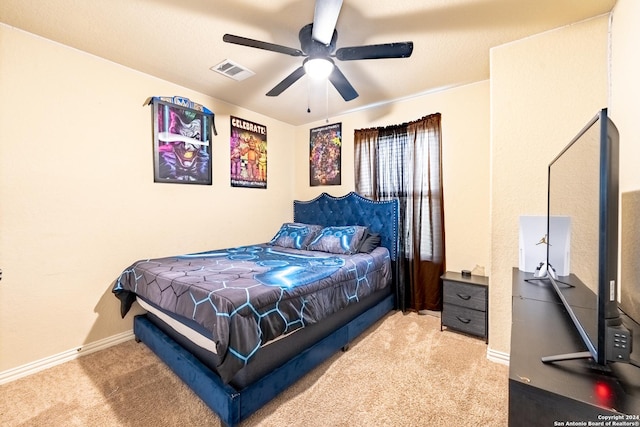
(304, 57, 334, 79)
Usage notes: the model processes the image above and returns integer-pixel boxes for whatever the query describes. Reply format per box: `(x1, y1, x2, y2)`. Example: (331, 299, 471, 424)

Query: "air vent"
(211, 59, 255, 81)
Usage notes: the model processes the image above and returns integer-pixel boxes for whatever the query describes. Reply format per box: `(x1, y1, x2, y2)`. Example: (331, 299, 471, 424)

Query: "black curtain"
(354, 113, 445, 311)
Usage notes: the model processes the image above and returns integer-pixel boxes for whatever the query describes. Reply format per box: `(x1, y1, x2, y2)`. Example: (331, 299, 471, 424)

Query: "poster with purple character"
(149, 96, 215, 185)
(310, 123, 341, 186)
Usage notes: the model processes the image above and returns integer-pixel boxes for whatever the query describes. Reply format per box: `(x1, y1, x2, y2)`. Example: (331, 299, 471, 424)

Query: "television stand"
(509, 268, 640, 426)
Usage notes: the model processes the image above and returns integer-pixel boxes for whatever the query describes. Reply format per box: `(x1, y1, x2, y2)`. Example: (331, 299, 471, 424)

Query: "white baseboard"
(1, 329, 508, 384)
(0, 330, 134, 385)
(487, 347, 510, 366)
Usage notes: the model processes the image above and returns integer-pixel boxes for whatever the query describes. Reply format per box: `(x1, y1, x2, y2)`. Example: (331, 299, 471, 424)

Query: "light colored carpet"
(0, 312, 508, 426)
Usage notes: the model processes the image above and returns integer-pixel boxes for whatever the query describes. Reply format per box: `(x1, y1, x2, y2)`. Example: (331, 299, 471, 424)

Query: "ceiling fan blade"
(223, 34, 304, 57)
(328, 65, 358, 101)
(266, 66, 306, 96)
(336, 42, 414, 61)
(312, 0, 343, 45)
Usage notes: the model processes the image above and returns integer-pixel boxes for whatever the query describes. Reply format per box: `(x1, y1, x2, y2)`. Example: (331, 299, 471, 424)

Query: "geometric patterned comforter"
(113, 243, 391, 383)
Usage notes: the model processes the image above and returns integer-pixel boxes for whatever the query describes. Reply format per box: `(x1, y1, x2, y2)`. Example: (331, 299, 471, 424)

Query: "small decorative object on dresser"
(441, 271, 489, 343)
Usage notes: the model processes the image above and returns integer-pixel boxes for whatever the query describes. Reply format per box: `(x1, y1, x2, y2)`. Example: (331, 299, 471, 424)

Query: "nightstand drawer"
(442, 305, 487, 337)
(443, 280, 487, 312)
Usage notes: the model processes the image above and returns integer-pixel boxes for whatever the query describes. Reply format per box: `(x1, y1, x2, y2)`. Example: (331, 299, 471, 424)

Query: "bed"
(112, 192, 399, 426)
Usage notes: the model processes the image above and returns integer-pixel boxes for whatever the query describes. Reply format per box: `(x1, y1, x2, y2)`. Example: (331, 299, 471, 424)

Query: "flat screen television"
(542, 108, 633, 366)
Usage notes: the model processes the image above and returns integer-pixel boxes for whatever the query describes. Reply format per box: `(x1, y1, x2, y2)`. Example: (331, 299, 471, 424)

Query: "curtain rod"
(354, 112, 441, 133)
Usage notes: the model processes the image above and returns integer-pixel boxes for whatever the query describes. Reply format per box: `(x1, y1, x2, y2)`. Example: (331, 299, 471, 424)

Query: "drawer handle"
(456, 293, 471, 301)
(456, 316, 471, 324)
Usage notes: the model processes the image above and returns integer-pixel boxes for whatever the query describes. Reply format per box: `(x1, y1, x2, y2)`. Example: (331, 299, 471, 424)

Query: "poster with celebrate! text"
(230, 116, 267, 189)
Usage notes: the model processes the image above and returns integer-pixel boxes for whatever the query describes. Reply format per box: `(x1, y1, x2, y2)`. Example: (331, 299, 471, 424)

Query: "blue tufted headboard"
(293, 192, 399, 261)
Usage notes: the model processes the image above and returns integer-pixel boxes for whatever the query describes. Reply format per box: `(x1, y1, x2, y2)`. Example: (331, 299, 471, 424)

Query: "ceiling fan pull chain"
(325, 79, 329, 123)
(307, 78, 311, 113)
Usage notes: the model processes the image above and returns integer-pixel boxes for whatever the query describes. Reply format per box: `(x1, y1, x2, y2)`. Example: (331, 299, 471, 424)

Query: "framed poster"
(310, 123, 341, 186)
(230, 116, 267, 189)
(149, 96, 215, 185)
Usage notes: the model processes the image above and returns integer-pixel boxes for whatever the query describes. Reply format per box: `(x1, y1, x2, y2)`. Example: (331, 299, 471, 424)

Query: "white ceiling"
(0, 0, 616, 126)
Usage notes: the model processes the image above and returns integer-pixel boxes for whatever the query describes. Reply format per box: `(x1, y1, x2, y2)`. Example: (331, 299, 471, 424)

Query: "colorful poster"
(310, 123, 342, 186)
(150, 96, 214, 185)
(230, 116, 267, 189)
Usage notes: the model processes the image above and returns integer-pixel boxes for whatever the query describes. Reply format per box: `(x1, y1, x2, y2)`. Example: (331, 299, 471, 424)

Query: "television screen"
(546, 108, 625, 366)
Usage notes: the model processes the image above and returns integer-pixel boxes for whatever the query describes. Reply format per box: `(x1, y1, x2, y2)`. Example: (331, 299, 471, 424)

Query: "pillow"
(269, 223, 323, 250)
(358, 230, 382, 253)
(307, 226, 368, 255)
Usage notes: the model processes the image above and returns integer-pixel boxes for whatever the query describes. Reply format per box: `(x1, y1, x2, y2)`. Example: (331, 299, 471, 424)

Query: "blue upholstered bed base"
(134, 293, 394, 426)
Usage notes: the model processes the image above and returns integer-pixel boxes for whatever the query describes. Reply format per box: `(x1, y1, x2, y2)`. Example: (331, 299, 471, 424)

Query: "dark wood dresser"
(509, 268, 640, 425)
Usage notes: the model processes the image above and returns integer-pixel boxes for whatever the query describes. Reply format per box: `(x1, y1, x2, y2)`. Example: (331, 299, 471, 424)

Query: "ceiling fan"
(222, 0, 414, 101)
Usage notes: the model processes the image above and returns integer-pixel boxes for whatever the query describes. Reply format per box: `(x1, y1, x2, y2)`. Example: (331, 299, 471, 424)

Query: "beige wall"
(611, 0, 640, 193)
(489, 16, 611, 354)
(293, 82, 492, 275)
(3, 1, 638, 377)
(611, 0, 640, 328)
(0, 21, 492, 374)
(0, 26, 296, 372)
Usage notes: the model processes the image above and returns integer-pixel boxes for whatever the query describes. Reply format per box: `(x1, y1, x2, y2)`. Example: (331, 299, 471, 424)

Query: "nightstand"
(441, 271, 489, 343)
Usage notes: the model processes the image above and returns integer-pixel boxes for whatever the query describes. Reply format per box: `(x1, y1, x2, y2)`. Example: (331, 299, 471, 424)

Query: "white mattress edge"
(136, 297, 219, 355)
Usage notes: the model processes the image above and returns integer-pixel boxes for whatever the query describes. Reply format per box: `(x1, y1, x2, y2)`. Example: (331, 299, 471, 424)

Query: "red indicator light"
(594, 381, 613, 407)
